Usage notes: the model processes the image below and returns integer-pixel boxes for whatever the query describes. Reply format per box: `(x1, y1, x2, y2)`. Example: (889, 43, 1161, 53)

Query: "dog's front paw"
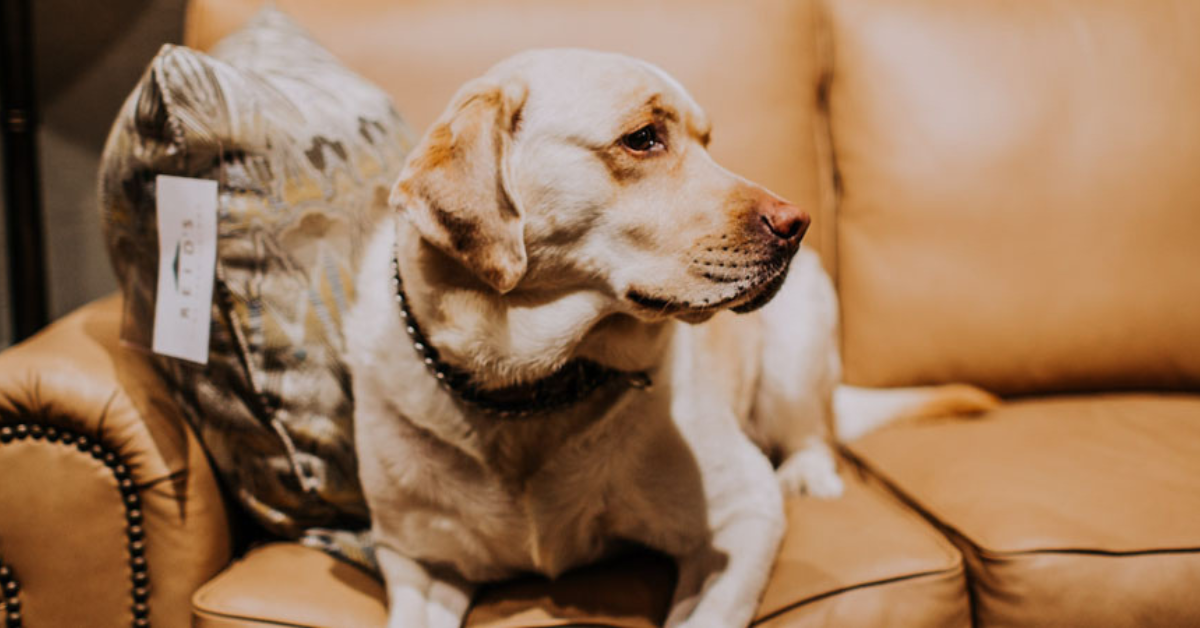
(777, 444, 844, 499)
(386, 594, 466, 628)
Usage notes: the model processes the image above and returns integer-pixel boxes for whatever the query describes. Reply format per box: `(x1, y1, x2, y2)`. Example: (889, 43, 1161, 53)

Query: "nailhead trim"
(0, 560, 20, 628)
(0, 421, 151, 627)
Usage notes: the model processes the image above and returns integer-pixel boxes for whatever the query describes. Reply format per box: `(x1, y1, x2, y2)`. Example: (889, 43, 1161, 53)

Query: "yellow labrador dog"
(347, 49, 996, 627)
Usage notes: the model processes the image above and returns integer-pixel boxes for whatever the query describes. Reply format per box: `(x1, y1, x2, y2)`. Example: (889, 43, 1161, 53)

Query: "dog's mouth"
(625, 257, 793, 322)
(729, 268, 789, 313)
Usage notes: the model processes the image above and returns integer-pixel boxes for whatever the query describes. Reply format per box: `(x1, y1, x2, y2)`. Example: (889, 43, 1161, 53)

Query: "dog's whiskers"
(693, 256, 779, 283)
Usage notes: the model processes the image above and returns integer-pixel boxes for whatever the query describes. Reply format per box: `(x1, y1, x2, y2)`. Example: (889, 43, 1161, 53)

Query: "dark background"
(2, 0, 186, 348)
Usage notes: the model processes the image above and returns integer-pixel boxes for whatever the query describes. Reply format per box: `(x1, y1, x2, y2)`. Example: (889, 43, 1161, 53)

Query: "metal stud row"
(0, 421, 150, 627)
(390, 254, 651, 418)
(0, 560, 20, 628)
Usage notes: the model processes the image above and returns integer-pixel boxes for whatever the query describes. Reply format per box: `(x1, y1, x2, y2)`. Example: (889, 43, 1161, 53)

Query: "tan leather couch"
(4, 0, 1199, 626)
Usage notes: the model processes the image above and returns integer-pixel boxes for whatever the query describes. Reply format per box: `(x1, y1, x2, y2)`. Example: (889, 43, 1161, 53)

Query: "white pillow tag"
(152, 175, 218, 364)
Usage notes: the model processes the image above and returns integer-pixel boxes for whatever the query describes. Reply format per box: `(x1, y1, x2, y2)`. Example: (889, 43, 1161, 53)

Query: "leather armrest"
(0, 295, 234, 628)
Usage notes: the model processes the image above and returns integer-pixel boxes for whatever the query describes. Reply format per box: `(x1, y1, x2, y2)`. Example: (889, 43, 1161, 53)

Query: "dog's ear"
(391, 78, 529, 293)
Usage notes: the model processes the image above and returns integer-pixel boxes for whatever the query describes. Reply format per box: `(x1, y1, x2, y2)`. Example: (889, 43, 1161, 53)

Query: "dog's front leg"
(376, 544, 474, 628)
(664, 439, 785, 627)
(666, 513, 784, 626)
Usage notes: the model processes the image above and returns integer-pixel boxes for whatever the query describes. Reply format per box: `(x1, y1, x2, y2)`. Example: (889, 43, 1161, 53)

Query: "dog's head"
(392, 49, 809, 323)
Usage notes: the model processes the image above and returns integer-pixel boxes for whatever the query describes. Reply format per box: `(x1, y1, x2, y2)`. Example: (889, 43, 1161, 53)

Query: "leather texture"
(0, 432, 131, 626)
(757, 470, 969, 626)
(0, 295, 233, 627)
(755, 575, 967, 628)
(849, 395, 1200, 626)
(3, 0, 1182, 626)
(191, 469, 969, 626)
(193, 543, 389, 628)
(829, 0, 1200, 394)
(183, 0, 833, 257)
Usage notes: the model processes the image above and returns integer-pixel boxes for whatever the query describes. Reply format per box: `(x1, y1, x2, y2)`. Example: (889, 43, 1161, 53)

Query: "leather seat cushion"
(192, 468, 970, 626)
(756, 469, 969, 627)
(848, 394, 1200, 626)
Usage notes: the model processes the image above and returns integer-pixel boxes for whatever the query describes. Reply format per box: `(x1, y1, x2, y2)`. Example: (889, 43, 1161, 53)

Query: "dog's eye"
(621, 125, 662, 153)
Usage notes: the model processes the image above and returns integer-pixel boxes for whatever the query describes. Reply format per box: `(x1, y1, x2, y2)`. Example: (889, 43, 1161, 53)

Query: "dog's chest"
(383, 406, 649, 581)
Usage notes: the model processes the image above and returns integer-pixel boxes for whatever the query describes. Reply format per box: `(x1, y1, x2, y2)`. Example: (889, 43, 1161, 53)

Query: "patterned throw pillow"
(99, 6, 413, 569)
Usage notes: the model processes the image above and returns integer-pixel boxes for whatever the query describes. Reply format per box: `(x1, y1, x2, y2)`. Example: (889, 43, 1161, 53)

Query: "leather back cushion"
(184, 0, 832, 253)
(828, 0, 1200, 394)
(185, 0, 1200, 395)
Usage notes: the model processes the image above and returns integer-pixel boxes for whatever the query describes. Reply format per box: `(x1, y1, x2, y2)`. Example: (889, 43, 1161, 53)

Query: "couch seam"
(193, 607, 312, 628)
(841, 447, 1200, 560)
(195, 606, 644, 628)
(843, 460, 965, 570)
(197, 604, 644, 628)
(749, 459, 970, 625)
(979, 545, 1200, 560)
(812, 0, 840, 286)
(840, 448, 987, 627)
(751, 563, 966, 626)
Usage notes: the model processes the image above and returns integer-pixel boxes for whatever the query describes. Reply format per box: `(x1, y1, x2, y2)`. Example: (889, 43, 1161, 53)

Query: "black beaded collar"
(391, 254, 651, 418)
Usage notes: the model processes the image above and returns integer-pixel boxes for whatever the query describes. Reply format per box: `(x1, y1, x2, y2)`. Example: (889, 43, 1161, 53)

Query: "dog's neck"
(393, 221, 672, 394)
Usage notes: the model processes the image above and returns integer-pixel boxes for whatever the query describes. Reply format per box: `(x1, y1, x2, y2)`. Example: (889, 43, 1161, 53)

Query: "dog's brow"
(692, 120, 713, 147)
(642, 94, 710, 146)
(646, 96, 679, 123)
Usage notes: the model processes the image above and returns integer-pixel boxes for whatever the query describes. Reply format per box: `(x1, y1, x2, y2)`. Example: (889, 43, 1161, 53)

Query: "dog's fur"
(347, 49, 997, 627)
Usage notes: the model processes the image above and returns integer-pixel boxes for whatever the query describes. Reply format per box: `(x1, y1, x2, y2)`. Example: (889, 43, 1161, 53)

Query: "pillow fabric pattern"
(99, 7, 413, 570)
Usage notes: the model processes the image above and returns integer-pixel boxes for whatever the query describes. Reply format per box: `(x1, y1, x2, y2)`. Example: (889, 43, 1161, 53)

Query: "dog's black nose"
(759, 197, 810, 243)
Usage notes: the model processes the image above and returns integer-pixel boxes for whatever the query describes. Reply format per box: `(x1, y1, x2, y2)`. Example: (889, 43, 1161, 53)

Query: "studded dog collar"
(391, 254, 652, 418)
